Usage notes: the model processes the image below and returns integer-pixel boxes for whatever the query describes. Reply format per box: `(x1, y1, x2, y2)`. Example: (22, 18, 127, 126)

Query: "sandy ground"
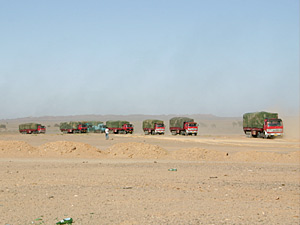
(0, 131, 299, 224)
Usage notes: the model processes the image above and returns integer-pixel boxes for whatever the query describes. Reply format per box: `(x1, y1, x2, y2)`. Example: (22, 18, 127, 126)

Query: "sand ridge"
(0, 140, 299, 163)
(37, 141, 105, 158)
(106, 142, 168, 159)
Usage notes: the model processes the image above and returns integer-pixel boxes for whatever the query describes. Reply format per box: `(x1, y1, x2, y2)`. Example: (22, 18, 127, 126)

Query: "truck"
(143, 119, 165, 135)
(59, 122, 88, 134)
(106, 120, 134, 134)
(243, 111, 284, 138)
(169, 117, 198, 136)
(85, 121, 106, 133)
(19, 123, 46, 134)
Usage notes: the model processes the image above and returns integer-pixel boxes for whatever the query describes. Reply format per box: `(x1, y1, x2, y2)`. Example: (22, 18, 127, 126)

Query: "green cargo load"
(59, 122, 72, 130)
(142, 119, 164, 129)
(106, 120, 129, 128)
(69, 121, 80, 129)
(243, 112, 278, 129)
(19, 123, 40, 130)
(169, 117, 194, 129)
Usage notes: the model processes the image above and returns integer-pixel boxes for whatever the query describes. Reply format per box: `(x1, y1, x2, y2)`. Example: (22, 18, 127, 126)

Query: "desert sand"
(0, 116, 299, 224)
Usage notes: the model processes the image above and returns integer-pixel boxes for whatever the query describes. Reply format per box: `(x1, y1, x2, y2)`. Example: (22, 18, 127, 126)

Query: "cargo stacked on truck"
(243, 111, 283, 138)
(106, 120, 134, 134)
(19, 123, 46, 134)
(85, 121, 106, 133)
(59, 122, 88, 134)
(169, 117, 198, 136)
(143, 119, 165, 135)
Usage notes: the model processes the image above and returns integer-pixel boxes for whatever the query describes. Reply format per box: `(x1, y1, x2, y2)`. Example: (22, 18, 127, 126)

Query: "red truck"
(19, 123, 46, 134)
(169, 117, 198, 136)
(243, 112, 284, 138)
(143, 119, 165, 135)
(106, 120, 134, 134)
(59, 122, 88, 134)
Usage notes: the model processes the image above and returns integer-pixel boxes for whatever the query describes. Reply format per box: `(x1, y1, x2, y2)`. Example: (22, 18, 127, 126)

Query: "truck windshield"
(156, 124, 164, 127)
(188, 123, 196, 127)
(267, 120, 282, 127)
(128, 124, 133, 128)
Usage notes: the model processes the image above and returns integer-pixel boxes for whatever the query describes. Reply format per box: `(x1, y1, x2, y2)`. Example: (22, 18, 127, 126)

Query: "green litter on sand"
(56, 218, 73, 224)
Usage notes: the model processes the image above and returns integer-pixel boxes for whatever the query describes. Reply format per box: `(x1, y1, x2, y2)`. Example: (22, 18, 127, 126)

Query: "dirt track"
(0, 133, 299, 224)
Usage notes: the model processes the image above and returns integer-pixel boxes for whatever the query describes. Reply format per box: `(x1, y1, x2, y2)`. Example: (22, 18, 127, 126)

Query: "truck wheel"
(258, 132, 264, 138)
(245, 132, 251, 138)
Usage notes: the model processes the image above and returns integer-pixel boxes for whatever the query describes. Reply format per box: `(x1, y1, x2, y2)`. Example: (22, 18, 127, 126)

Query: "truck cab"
(123, 124, 134, 134)
(78, 123, 88, 133)
(263, 118, 283, 138)
(154, 123, 165, 135)
(38, 125, 46, 134)
(94, 123, 106, 133)
(184, 122, 198, 136)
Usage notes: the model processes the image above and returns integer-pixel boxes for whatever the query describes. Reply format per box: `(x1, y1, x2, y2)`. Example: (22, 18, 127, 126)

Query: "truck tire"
(258, 132, 264, 138)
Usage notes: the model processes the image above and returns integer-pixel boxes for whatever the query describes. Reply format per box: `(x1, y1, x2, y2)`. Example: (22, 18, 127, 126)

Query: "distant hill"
(0, 114, 240, 123)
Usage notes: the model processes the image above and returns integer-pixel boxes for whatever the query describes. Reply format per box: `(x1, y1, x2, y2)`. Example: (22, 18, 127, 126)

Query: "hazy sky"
(0, 0, 299, 119)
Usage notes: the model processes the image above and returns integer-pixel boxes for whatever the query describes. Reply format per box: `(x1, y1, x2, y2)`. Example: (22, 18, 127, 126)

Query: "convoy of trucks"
(59, 122, 88, 133)
(16, 112, 284, 139)
(19, 123, 46, 134)
(143, 119, 165, 135)
(106, 120, 134, 134)
(169, 117, 198, 136)
(243, 111, 284, 138)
